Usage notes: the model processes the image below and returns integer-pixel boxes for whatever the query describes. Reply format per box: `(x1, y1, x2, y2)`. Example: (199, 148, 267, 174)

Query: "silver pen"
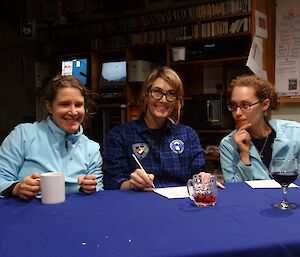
(132, 154, 155, 188)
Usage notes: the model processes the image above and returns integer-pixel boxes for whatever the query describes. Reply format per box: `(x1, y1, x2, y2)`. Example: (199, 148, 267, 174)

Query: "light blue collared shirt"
(220, 119, 300, 182)
(0, 117, 103, 196)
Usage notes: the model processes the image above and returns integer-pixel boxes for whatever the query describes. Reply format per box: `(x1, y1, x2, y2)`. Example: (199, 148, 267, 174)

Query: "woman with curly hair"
(220, 74, 300, 182)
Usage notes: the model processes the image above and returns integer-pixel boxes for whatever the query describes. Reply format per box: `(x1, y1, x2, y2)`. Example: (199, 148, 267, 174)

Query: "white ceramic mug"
(40, 172, 65, 204)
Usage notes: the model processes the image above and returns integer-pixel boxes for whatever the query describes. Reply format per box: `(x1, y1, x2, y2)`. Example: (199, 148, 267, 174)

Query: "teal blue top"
(0, 117, 103, 196)
(220, 119, 300, 182)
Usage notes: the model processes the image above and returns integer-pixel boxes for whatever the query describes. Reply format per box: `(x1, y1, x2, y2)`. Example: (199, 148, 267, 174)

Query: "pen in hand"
(131, 154, 155, 188)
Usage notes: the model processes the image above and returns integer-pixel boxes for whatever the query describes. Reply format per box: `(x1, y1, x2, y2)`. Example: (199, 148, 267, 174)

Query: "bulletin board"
(275, 0, 300, 96)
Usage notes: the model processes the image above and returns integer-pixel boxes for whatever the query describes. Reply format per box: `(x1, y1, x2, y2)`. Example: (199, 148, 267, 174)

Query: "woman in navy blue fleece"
(103, 66, 206, 191)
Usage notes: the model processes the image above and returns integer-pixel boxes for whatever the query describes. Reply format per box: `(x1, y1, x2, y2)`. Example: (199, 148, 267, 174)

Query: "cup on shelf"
(171, 46, 186, 62)
(40, 172, 65, 204)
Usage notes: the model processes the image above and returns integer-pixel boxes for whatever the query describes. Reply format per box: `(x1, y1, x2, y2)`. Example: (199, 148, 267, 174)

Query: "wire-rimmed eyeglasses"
(228, 100, 263, 112)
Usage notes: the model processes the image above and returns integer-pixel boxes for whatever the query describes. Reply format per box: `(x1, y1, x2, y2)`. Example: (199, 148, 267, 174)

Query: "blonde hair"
(228, 75, 280, 120)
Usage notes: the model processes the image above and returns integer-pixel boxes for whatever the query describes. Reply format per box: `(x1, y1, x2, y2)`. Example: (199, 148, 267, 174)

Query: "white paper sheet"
(154, 186, 189, 199)
(246, 36, 267, 80)
(245, 179, 299, 188)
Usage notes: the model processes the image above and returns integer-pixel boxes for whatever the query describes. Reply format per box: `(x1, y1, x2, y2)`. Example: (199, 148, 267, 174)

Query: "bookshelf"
(90, 0, 277, 152)
(88, 0, 275, 97)
(35, 0, 277, 148)
(86, 0, 254, 50)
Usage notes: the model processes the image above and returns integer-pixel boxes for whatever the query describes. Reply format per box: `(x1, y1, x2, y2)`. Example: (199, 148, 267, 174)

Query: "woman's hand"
(12, 173, 41, 200)
(78, 174, 97, 194)
(197, 171, 225, 189)
(128, 169, 155, 191)
(233, 123, 252, 151)
(233, 123, 252, 165)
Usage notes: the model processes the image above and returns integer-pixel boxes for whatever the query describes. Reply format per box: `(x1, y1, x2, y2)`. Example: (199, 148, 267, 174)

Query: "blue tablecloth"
(1, 181, 300, 257)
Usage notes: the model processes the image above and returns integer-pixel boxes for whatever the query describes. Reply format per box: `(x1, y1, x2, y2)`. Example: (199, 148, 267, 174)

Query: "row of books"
(147, 25, 199, 43)
(37, 0, 252, 42)
(98, 34, 142, 49)
(194, 0, 251, 19)
(201, 17, 250, 38)
(97, 24, 199, 49)
(38, 24, 94, 41)
(90, 0, 251, 33)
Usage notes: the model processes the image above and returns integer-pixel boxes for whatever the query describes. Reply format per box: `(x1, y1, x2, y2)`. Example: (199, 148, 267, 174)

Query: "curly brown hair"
(228, 75, 280, 120)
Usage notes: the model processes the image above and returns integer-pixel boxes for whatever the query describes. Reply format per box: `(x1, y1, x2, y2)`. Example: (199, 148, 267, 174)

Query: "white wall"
(272, 103, 300, 122)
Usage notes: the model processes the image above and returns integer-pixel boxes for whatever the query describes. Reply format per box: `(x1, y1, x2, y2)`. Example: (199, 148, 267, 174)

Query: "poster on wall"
(275, 0, 300, 96)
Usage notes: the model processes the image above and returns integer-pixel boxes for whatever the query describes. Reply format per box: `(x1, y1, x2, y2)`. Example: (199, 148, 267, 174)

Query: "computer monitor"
(100, 61, 127, 88)
(61, 57, 88, 85)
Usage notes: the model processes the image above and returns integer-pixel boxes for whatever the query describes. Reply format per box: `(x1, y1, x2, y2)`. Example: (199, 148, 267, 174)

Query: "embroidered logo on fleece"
(170, 139, 184, 154)
(132, 143, 149, 159)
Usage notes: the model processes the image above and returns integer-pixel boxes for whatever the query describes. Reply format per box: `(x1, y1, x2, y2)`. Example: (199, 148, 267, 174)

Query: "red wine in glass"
(270, 158, 299, 210)
(271, 172, 298, 187)
(193, 194, 217, 207)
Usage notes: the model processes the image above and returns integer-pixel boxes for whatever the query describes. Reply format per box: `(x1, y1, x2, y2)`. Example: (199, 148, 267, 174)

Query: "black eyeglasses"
(228, 100, 263, 112)
(150, 87, 178, 102)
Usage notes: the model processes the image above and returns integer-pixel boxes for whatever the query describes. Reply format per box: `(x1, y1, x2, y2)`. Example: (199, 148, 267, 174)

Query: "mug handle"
(187, 179, 194, 201)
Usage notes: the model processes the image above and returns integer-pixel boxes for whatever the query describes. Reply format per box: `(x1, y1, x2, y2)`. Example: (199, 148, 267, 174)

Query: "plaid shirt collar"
(136, 113, 174, 136)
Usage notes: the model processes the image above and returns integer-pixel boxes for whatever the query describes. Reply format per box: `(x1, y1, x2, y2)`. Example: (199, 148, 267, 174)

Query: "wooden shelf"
(170, 31, 251, 45)
(171, 56, 248, 66)
(280, 96, 300, 103)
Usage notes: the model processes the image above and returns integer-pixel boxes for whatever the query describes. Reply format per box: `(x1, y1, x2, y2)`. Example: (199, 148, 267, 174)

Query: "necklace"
(258, 135, 269, 158)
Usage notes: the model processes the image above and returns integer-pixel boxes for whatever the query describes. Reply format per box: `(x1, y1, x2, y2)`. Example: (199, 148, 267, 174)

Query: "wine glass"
(270, 158, 299, 210)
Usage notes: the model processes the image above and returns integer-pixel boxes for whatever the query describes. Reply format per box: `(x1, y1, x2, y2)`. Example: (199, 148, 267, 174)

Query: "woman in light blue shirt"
(220, 75, 300, 182)
(0, 75, 103, 199)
